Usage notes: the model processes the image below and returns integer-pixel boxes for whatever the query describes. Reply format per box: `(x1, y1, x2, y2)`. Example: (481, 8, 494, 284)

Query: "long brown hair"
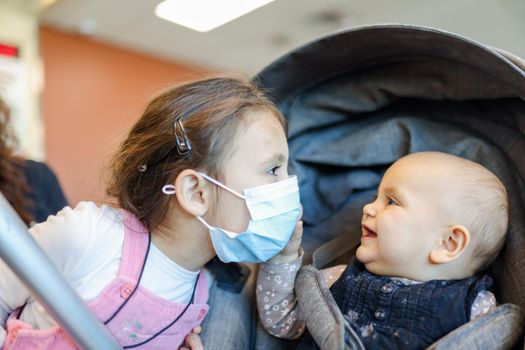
(0, 97, 33, 225)
(106, 75, 286, 230)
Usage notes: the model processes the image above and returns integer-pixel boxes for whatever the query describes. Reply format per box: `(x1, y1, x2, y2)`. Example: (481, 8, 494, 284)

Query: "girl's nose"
(363, 202, 376, 217)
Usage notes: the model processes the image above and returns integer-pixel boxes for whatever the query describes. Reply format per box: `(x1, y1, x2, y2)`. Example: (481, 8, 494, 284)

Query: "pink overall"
(3, 210, 209, 349)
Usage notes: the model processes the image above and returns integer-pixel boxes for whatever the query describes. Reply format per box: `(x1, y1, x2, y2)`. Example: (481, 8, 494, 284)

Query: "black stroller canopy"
(255, 24, 525, 313)
(257, 24, 525, 107)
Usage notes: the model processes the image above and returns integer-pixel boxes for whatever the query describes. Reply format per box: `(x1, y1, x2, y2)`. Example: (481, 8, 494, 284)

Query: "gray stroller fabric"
(426, 303, 524, 350)
(200, 264, 256, 349)
(254, 25, 525, 349)
(296, 265, 365, 350)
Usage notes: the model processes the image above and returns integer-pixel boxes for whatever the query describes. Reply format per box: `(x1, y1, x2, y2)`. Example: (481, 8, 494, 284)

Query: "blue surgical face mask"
(162, 173, 301, 263)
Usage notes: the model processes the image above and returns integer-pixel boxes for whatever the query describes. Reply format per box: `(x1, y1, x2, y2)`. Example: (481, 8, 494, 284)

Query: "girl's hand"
(179, 326, 203, 350)
(269, 216, 303, 264)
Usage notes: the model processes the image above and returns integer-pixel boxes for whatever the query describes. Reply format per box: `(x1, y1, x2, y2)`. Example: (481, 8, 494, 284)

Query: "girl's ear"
(174, 169, 210, 216)
(429, 225, 470, 264)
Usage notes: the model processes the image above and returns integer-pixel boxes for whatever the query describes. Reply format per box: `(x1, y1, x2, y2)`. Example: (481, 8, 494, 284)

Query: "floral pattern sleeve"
(256, 251, 305, 339)
(470, 290, 497, 320)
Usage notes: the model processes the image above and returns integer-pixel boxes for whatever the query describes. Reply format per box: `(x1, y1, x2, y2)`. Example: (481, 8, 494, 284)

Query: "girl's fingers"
(184, 333, 204, 350)
(295, 220, 303, 236)
(278, 220, 303, 258)
(290, 221, 303, 245)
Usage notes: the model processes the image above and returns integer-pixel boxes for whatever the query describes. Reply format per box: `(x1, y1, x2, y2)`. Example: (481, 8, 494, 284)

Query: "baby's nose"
(363, 202, 376, 217)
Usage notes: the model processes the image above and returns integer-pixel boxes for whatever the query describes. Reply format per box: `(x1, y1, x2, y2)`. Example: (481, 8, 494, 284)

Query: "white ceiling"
(39, 0, 525, 75)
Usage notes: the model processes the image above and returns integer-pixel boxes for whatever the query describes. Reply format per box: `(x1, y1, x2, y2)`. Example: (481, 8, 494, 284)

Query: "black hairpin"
(173, 119, 192, 156)
(138, 164, 147, 172)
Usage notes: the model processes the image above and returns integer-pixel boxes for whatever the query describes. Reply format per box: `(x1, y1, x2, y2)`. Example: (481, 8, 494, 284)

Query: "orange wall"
(40, 27, 209, 205)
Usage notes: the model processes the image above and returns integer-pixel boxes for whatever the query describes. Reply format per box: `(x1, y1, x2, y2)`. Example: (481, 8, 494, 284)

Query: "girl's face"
(209, 109, 290, 232)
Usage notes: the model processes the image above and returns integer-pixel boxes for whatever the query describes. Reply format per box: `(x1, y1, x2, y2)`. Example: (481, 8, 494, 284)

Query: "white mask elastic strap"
(197, 172, 245, 199)
(162, 184, 176, 195)
(196, 216, 239, 238)
(196, 216, 213, 230)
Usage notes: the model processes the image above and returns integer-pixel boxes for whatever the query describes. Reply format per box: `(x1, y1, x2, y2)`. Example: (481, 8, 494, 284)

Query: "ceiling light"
(39, 0, 59, 10)
(155, 0, 275, 32)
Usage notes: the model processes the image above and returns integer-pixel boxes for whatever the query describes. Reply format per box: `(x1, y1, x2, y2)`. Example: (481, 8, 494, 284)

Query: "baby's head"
(357, 151, 508, 281)
(106, 75, 288, 232)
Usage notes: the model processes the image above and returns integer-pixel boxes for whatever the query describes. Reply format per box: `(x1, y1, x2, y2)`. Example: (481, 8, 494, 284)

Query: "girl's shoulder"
(56, 200, 120, 219)
(31, 201, 120, 233)
(29, 201, 125, 275)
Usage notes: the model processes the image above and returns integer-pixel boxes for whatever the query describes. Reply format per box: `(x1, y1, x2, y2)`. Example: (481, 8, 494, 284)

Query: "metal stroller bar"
(0, 193, 121, 349)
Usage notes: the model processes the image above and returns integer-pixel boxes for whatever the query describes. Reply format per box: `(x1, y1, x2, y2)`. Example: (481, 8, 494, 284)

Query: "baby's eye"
(387, 198, 398, 206)
(267, 165, 281, 176)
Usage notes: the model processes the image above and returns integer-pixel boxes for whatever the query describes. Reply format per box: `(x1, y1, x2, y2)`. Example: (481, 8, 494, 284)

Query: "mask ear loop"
(197, 172, 245, 199)
(161, 173, 243, 238)
(162, 185, 176, 195)
(196, 216, 239, 238)
(161, 172, 242, 197)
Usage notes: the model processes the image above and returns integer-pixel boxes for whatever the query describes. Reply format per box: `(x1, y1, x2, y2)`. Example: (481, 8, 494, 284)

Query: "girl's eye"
(267, 165, 281, 176)
(387, 198, 398, 206)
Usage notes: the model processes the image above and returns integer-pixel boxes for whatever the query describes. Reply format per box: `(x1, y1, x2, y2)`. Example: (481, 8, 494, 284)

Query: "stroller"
(253, 24, 525, 349)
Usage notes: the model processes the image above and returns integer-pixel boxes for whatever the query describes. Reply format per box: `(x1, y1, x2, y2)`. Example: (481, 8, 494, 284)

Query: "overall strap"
(118, 210, 150, 281)
(194, 270, 209, 303)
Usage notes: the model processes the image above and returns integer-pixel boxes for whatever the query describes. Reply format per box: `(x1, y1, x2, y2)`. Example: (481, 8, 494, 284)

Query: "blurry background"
(1, 0, 524, 206)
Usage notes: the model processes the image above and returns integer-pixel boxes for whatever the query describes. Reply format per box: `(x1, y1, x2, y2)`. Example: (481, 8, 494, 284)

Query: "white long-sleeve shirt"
(0, 201, 211, 347)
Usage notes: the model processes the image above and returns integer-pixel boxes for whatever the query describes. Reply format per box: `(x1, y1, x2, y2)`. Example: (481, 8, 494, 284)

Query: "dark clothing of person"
(21, 160, 67, 224)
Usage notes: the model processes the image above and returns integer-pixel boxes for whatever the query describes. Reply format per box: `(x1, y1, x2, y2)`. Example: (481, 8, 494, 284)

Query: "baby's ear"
(429, 225, 470, 264)
(174, 169, 210, 216)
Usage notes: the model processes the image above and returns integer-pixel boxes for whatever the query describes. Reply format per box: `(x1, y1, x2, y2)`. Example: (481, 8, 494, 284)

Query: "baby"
(257, 151, 509, 349)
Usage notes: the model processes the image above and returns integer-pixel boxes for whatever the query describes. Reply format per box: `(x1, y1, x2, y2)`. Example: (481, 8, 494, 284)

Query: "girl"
(0, 76, 301, 349)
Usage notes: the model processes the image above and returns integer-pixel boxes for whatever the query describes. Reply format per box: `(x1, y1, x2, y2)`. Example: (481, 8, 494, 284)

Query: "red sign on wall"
(0, 43, 19, 58)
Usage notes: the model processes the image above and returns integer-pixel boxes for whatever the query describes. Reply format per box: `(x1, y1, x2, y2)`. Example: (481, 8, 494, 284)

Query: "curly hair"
(0, 97, 33, 225)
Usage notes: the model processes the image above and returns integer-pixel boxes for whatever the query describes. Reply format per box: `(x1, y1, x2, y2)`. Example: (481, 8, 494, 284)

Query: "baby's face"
(356, 157, 452, 280)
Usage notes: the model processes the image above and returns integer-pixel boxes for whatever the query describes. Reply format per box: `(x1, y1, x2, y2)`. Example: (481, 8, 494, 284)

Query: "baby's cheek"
(376, 237, 402, 263)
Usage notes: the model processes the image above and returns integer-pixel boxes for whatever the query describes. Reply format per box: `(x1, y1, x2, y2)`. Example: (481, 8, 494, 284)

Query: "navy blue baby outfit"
(323, 260, 492, 349)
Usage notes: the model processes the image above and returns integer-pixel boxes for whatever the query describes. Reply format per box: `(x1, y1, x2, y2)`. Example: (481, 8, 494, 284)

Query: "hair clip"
(173, 119, 192, 156)
(138, 164, 147, 172)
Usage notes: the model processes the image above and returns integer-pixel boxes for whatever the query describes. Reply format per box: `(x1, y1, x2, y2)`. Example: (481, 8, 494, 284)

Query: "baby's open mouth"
(362, 225, 377, 239)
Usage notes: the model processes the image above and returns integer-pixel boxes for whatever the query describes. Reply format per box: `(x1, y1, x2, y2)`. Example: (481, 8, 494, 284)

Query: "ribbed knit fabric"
(328, 261, 492, 350)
